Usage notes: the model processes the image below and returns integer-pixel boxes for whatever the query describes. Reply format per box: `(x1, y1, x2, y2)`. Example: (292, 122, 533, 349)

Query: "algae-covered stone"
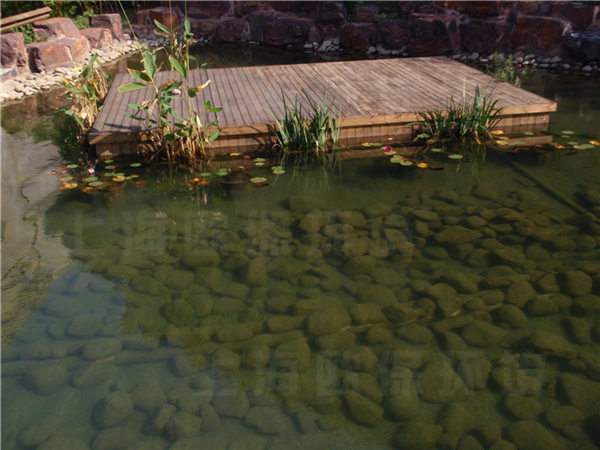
(461, 320, 507, 347)
(558, 373, 600, 414)
(438, 403, 473, 438)
(131, 380, 166, 413)
(242, 345, 271, 369)
(356, 284, 397, 305)
(489, 440, 517, 450)
(557, 270, 593, 296)
(145, 404, 176, 435)
(343, 255, 376, 275)
(229, 436, 266, 450)
(315, 330, 356, 352)
(425, 282, 458, 301)
(458, 357, 492, 390)
(181, 248, 220, 268)
(246, 257, 268, 287)
(341, 237, 370, 258)
(492, 247, 526, 266)
(216, 324, 253, 343)
(71, 364, 117, 388)
(435, 226, 482, 245)
(67, 313, 103, 338)
(491, 367, 542, 395)
(212, 390, 249, 418)
(365, 325, 394, 344)
(93, 392, 134, 428)
(526, 295, 560, 316)
(572, 294, 600, 316)
(442, 272, 479, 294)
(344, 390, 383, 426)
(83, 339, 122, 361)
(343, 371, 383, 403)
(166, 412, 202, 440)
(432, 315, 474, 333)
(504, 395, 543, 419)
(38, 437, 89, 450)
(342, 346, 378, 372)
(163, 299, 196, 328)
(213, 349, 240, 371)
(169, 436, 228, 450)
(155, 267, 194, 290)
(18, 416, 61, 448)
(394, 421, 443, 449)
(382, 303, 420, 324)
(396, 324, 434, 344)
(506, 420, 562, 450)
(307, 306, 351, 336)
(563, 317, 592, 344)
(267, 315, 304, 333)
(349, 303, 386, 325)
(417, 360, 467, 403)
(529, 331, 578, 360)
(245, 406, 293, 434)
(270, 257, 311, 279)
(496, 304, 527, 329)
(506, 280, 536, 308)
(23, 363, 68, 395)
(544, 405, 585, 430)
(273, 339, 311, 371)
(92, 427, 140, 450)
(199, 404, 220, 431)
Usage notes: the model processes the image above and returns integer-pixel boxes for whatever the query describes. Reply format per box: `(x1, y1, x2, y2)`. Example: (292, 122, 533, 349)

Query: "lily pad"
(560, 130, 574, 135)
(105, 172, 115, 177)
(216, 169, 228, 177)
(255, 162, 265, 167)
(271, 165, 283, 171)
(250, 177, 267, 183)
(574, 144, 595, 150)
(114, 173, 125, 177)
(254, 158, 266, 162)
(272, 169, 285, 175)
(89, 181, 103, 187)
(85, 176, 98, 182)
(200, 172, 212, 177)
(66, 164, 78, 169)
(567, 141, 579, 146)
(130, 162, 142, 168)
(105, 165, 116, 170)
(400, 160, 413, 166)
(60, 176, 73, 182)
(448, 154, 463, 160)
(104, 159, 114, 164)
(430, 148, 442, 153)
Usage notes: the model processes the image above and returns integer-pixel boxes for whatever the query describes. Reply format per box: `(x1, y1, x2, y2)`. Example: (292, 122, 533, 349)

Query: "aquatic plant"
(413, 86, 502, 144)
(118, 19, 221, 166)
(270, 88, 341, 162)
(486, 53, 527, 87)
(58, 54, 110, 137)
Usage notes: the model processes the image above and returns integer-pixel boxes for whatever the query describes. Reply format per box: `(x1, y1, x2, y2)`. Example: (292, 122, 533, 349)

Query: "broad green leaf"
(153, 20, 171, 34)
(169, 56, 186, 79)
(208, 130, 221, 142)
(143, 51, 156, 78)
(130, 163, 142, 168)
(128, 69, 152, 83)
(118, 82, 146, 93)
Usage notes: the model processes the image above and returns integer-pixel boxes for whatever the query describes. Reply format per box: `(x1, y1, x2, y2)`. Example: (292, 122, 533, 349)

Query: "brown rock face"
(58, 36, 91, 61)
(376, 19, 409, 49)
(340, 23, 379, 55)
(187, 2, 232, 20)
(408, 14, 458, 56)
(80, 28, 113, 50)
(137, 9, 151, 25)
(550, 2, 596, 30)
(188, 19, 218, 38)
(460, 18, 510, 54)
(91, 13, 124, 40)
(33, 18, 81, 40)
(262, 17, 312, 46)
(246, 10, 279, 42)
(149, 7, 181, 31)
(355, 5, 378, 23)
(27, 42, 72, 72)
(1, 33, 28, 70)
(511, 15, 572, 50)
(129, 25, 155, 39)
(216, 18, 250, 42)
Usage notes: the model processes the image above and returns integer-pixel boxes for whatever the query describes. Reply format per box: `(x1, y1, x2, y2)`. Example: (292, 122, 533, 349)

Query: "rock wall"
(138, 1, 600, 63)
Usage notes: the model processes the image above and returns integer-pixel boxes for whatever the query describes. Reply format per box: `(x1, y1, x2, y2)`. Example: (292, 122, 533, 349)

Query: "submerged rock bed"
(2, 169, 600, 449)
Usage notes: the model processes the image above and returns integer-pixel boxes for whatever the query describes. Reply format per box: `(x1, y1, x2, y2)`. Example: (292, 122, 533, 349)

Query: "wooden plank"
(1, 7, 51, 31)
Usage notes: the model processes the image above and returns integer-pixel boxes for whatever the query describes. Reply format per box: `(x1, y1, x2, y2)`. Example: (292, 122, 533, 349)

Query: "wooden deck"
(89, 56, 557, 156)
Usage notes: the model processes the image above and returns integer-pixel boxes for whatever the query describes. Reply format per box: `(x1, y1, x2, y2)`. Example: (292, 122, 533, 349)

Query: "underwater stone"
(38, 437, 89, 450)
(432, 315, 474, 334)
(417, 360, 467, 403)
(343, 371, 383, 403)
(529, 331, 578, 359)
(425, 283, 458, 301)
(435, 226, 482, 245)
(489, 440, 517, 450)
(341, 346, 378, 372)
(169, 436, 228, 450)
(131, 380, 166, 413)
(396, 324, 434, 344)
(130, 276, 167, 296)
(212, 389, 249, 418)
(199, 404, 220, 431)
(23, 363, 68, 395)
(228, 436, 266, 450)
(343, 255, 376, 275)
(83, 339, 122, 361)
(163, 299, 196, 327)
(372, 267, 405, 286)
(393, 421, 443, 449)
(43, 295, 87, 318)
(155, 267, 194, 290)
(145, 404, 176, 435)
(563, 317, 592, 344)
(93, 392, 134, 428)
(246, 257, 268, 287)
(506, 421, 562, 450)
(572, 294, 600, 316)
(245, 406, 293, 435)
(557, 270, 593, 296)
(526, 295, 560, 316)
(18, 416, 61, 448)
(440, 332, 468, 353)
(93, 427, 140, 450)
(71, 364, 117, 388)
(67, 313, 103, 338)
(492, 247, 526, 266)
(496, 305, 528, 328)
(442, 272, 479, 294)
(461, 320, 507, 347)
(287, 195, 321, 212)
(382, 303, 420, 324)
(536, 273, 560, 293)
(216, 324, 253, 343)
(490, 367, 542, 395)
(349, 303, 386, 325)
(558, 373, 600, 414)
(315, 330, 356, 352)
(181, 248, 220, 268)
(213, 349, 240, 371)
(273, 339, 311, 371)
(344, 390, 383, 426)
(270, 258, 311, 279)
(166, 412, 203, 440)
(365, 325, 394, 344)
(267, 315, 304, 333)
(473, 422, 502, 447)
(356, 284, 397, 305)
(504, 395, 543, 419)
(306, 306, 351, 336)
(341, 237, 370, 258)
(169, 355, 196, 377)
(544, 405, 585, 430)
(241, 344, 271, 369)
(458, 357, 492, 390)
(438, 403, 473, 439)
(467, 249, 491, 268)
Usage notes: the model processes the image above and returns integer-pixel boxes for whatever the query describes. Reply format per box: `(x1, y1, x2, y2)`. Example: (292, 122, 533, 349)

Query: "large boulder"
(58, 36, 90, 62)
(376, 19, 409, 49)
(417, 360, 467, 403)
(80, 27, 113, 49)
(1, 33, 28, 76)
(26, 41, 72, 72)
(549, 2, 597, 30)
(33, 17, 81, 40)
(262, 16, 312, 46)
(510, 15, 572, 51)
(460, 18, 510, 55)
(506, 420, 562, 450)
(407, 13, 458, 56)
(90, 13, 124, 40)
(187, 3, 232, 20)
(344, 390, 383, 426)
(188, 18, 218, 38)
(216, 18, 250, 42)
(565, 31, 600, 63)
(340, 23, 379, 55)
(394, 421, 443, 449)
(148, 7, 181, 31)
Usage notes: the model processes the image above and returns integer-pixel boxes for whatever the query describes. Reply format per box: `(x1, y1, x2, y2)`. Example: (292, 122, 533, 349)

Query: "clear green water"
(2, 53, 600, 450)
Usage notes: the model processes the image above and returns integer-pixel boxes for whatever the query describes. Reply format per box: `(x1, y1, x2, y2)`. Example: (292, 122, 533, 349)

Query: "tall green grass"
(414, 85, 502, 144)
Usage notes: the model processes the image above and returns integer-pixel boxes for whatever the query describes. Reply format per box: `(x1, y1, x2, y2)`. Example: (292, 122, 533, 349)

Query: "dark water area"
(2, 46, 600, 449)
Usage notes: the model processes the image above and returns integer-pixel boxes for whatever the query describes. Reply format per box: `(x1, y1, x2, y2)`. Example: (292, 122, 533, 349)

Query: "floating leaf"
(60, 176, 73, 182)
(200, 172, 212, 178)
(574, 144, 595, 150)
(89, 181, 103, 187)
(255, 162, 265, 167)
(216, 169, 228, 177)
(417, 162, 428, 168)
(509, 141, 526, 146)
(272, 169, 285, 175)
(567, 141, 579, 145)
(66, 164, 78, 169)
(400, 160, 414, 166)
(496, 140, 508, 146)
(386, 151, 397, 155)
(114, 173, 125, 177)
(85, 176, 98, 182)
(130, 162, 142, 168)
(105, 165, 116, 170)
(113, 176, 126, 182)
(361, 142, 372, 147)
(560, 130, 574, 135)
(250, 177, 267, 183)
(448, 154, 463, 160)
(105, 172, 115, 177)
(491, 130, 504, 135)
(554, 144, 566, 149)
(229, 152, 242, 157)
(590, 140, 600, 146)
(430, 148, 442, 153)
(271, 165, 283, 171)
(104, 159, 114, 164)
(254, 158, 266, 162)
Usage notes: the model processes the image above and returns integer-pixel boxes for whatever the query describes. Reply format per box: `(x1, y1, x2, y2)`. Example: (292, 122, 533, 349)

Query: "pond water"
(2, 48, 600, 450)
